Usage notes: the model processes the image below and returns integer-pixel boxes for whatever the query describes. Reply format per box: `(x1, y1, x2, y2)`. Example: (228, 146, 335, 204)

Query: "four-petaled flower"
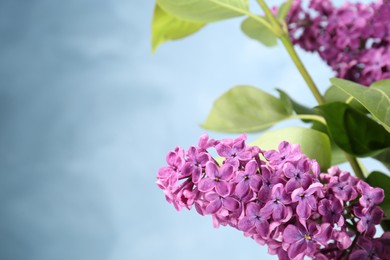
(238, 202, 270, 238)
(284, 222, 331, 259)
(292, 183, 323, 220)
(198, 161, 234, 197)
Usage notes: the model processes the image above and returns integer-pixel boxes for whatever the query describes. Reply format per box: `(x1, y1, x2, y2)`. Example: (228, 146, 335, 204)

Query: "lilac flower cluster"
(157, 134, 389, 259)
(285, 0, 390, 86)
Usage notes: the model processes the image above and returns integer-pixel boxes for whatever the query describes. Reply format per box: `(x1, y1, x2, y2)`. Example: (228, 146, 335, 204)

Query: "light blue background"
(0, 0, 382, 260)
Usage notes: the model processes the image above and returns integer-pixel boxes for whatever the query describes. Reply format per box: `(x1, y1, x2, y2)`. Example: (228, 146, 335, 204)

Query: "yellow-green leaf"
(157, 0, 250, 23)
(241, 16, 277, 47)
(202, 85, 292, 133)
(152, 4, 205, 52)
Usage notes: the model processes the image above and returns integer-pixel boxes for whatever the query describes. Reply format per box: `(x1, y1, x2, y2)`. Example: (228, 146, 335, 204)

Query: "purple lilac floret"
(157, 134, 389, 259)
(284, 0, 390, 86)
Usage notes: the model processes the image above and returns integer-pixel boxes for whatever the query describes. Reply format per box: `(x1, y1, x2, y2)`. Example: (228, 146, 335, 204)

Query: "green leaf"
(241, 16, 277, 47)
(157, 0, 249, 23)
(366, 171, 390, 224)
(311, 121, 346, 165)
(276, 89, 316, 116)
(151, 4, 205, 52)
(324, 85, 366, 113)
(374, 148, 390, 171)
(331, 78, 390, 132)
(202, 85, 292, 133)
(252, 126, 331, 170)
(317, 102, 390, 157)
(277, 0, 293, 20)
(276, 89, 293, 114)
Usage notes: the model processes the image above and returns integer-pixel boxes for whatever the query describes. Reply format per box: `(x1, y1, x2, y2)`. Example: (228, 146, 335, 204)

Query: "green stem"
(293, 114, 326, 124)
(279, 35, 325, 105)
(256, 0, 368, 179)
(345, 153, 365, 179)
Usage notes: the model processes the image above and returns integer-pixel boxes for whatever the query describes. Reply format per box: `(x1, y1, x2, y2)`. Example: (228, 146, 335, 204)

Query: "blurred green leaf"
(202, 85, 291, 133)
(276, 89, 316, 116)
(317, 102, 390, 157)
(152, 4, 205, 52)
(311, 121, 346, 165)
(252, 126, 331, 170)
(276, 0, 293, 20)
(241, 16, 277, 47)
(331, 78, 390, 132)
(366, 171, 390, 228)
(157, 0, 249, 23)
(374, 148, 390, 171)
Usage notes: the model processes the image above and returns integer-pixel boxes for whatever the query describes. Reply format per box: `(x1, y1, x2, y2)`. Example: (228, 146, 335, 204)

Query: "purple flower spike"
(357, 181, 385, 212)
(261, 183, 292, 222)
(198, 162, 233, 197)
(238, 202, 270, 238)
(233, 160, 261, 198)
(292, 183, 323, 220)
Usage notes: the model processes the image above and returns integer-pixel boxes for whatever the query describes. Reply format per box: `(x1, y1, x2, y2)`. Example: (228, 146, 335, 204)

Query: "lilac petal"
(282, 162, 295, 178)
(192, 167, 202, 183)
(283, 225, 302, 244)
(334, 231, 352, 249)
(169, 174, 178, 187)
(198, 178, 215, 192)
(272, 203, 286, 221)
(157, 167, 171, 178)
(315, 223, 332, 244)
(349, 250, 368, 260)
(233, 139, 246, 151)
(205, 162, 218, 178)
(371, 188, 385, 204)
(235, 180, 250, 198)
(238, 216, 255, 232)
(249, 175, 261, 191)
(255, 219, 270, 237)
(215, 181, 231, 197)
(306, 182, 323, 195)
(306, 196, 317, 210)
(237, 151, 252, 161)
(288, 239, 307, 259)
(222, 197, 240, 211)
(285, 178, 300, 193)
(258, 186, 271, 202)
(215, 144, 231, 158)
(206, 199, 222, 214)
(204, 192, 220, 201)
(187, 146, 197, 160)
(219, 164, 234, 180)
(246, 202, 261, 216)
(291, 187, 304, 202)
(197, 153, 210, 165)
(297, 201, 311, 219)
(260, 201, 275, 218)
(246, 160, 258, 175)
